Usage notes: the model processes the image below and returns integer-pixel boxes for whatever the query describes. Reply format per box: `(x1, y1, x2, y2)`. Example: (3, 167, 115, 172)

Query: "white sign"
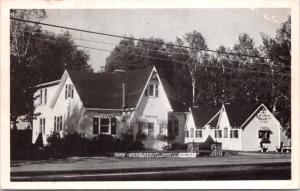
(178, 152, 197, 158)
(256, 109, 271, 123)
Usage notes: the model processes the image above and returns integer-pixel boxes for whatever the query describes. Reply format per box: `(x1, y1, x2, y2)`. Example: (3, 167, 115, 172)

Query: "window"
(147, 123, 154, 137)
(196, 129, 202, 138)
(44, 88, 47, 104)
(215, 130, 222, 138)
(40, 118, 45, 134)
(145, 83, 159, 97)
(230, 130, 239, 138)
(185, 130, 189, 138)
(224, 127, 228, 138)
(159, 124, 163, 134)
(93, 117, 99, 134)
(39, 89, 43, 105)
(190, 128, 194, 138)
(54, 116, 63, 131)
(93, 117, 117, 135)
(100, 118, 110, 133)
(65, 84, 74, 99)
(258, 130, 270, 139)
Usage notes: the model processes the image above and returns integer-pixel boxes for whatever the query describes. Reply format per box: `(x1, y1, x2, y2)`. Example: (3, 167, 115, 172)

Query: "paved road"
(11, 162, 291, 181)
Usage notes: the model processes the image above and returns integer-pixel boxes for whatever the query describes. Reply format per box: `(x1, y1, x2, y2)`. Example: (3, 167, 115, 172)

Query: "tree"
(182, 31, 209, 107)
(10, 9, 92, 128)
(260, 16, 291, 135)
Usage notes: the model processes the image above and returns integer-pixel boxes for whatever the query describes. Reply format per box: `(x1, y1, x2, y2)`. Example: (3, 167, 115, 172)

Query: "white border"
(1, 0, 299, 189)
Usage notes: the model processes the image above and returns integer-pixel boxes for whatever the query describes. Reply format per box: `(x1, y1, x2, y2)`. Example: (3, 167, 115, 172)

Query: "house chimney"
(122, 83, 126, 110)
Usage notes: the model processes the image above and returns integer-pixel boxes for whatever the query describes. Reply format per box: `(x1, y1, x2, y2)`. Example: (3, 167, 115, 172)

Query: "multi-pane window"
(224, 127, 228, 138)
(185, 130, 189, 138)
(230, 130, 239, 138)
(196, 129, 202, 138)
(190, 128, 194, 138)
(100, 118, 110, 133)
(40, 118, 45, 134)
(65, 84, 74, 99)
(215, 130, 222, 138)
(54, 116, 63, 131)
(145, 83, 159, 97)
(147, 122, 154, 137)
(93, 117, 117, 135)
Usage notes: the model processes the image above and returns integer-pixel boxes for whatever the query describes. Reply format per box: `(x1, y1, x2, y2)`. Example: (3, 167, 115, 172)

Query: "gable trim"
(134, 66, 172, 111)
(240, 103, 279, 129)
(203, 109, 221, 129)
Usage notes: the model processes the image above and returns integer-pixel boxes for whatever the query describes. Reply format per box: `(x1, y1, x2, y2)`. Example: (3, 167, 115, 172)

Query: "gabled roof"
(66, 66, 185, 111)
(224, 102, 261, 128)
(239, 103, 277, 129)
(190, 105, 220, 128)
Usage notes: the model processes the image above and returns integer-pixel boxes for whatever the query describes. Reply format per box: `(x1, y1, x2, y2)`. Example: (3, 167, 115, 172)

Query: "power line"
(24, 34, 291, 77)
(11, 17, 289, 63)
(19, 29, 290, 69)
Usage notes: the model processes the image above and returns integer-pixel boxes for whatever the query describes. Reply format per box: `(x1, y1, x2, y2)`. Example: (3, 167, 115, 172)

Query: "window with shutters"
(230, 130, 239, 138)
(215, 130, 222, 138)
(100, 118, 110, 133)
(145, 83, 159, 97)
(93, 117, 117, 135)
(196, 129, 202, 138)
(185, 130, 189, 138)
(65, 84, 74, 99)
(40, 118, 45, 134)
(54, 116, 63, 131)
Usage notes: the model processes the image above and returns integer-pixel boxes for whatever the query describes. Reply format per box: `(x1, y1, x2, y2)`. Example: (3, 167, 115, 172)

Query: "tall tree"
(182, 30, 209, 107)
(260, 16, 291, 136)
(10, 9, 91, 128)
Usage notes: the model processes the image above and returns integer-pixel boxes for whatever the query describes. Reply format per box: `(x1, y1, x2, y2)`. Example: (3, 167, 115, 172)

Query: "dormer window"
(65, 84, 74, 99)
(145, 83, 158, 97)
(39, 88, 47, 105)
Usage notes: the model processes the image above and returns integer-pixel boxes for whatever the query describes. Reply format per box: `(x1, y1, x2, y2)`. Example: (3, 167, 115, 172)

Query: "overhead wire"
(18, 33, 291, 77)
(11, 17, 290, 63)
(19, 29, 291, 69)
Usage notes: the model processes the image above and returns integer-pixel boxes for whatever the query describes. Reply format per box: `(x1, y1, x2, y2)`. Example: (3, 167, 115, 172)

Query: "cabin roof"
(67, 66, 186, 111)
(191, 105, 220, 128)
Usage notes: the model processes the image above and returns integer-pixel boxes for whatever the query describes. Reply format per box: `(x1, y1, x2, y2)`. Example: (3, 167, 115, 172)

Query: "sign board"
(178, 152, 197, 158)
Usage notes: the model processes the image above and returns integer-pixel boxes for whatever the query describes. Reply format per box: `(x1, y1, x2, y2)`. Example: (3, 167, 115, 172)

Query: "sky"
(43, 9, 290, 72)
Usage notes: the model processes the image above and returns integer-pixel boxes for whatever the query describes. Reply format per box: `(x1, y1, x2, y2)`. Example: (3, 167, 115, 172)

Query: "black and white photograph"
(1, 0, 299, 189)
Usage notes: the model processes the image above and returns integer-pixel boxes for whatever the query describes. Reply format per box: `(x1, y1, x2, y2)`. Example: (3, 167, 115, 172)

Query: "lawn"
(11, 152, 291, 173)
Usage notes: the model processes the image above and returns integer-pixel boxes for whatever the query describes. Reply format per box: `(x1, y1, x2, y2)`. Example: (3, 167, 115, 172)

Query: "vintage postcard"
(0, 0, 299, 189)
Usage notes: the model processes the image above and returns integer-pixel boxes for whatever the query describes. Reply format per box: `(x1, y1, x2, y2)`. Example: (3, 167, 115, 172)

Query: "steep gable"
(240, 103, 280, 129)
(190, 105, 220, 128)
(48, 66, 185, 111)
(224, 103, 260, 128)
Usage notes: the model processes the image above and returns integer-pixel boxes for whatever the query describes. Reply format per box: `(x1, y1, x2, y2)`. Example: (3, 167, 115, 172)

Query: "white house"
(185, 103, 290, 151)
(32, 66, 187, 150)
